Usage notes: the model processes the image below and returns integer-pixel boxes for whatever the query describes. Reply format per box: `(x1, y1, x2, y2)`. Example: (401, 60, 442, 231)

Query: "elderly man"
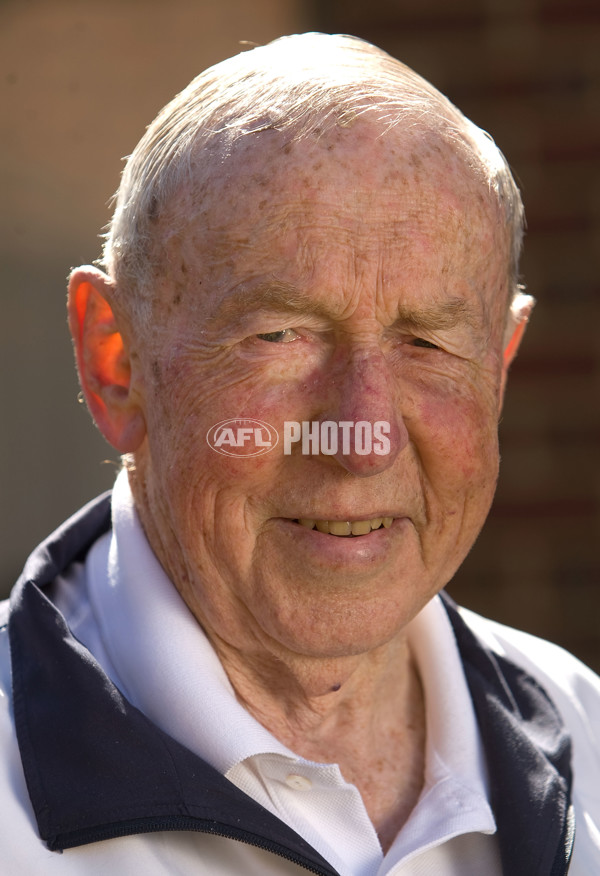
(1, 32, 598, 875)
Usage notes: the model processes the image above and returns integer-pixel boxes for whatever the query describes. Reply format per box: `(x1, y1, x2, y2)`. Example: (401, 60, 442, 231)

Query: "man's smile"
(295, 516, 395, 536)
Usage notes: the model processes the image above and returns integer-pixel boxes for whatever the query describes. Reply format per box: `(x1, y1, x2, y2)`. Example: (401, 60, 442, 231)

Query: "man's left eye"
(412, 337, 440, 350)
(256, 329, 299, 343)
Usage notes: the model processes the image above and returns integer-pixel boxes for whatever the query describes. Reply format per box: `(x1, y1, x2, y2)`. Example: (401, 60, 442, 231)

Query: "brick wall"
(315, 0, 600, 670)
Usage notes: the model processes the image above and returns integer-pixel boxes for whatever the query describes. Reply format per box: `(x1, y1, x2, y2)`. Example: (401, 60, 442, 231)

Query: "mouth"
(294, 517, 394, 537)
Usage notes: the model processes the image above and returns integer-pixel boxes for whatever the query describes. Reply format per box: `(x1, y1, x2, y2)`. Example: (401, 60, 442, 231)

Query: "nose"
(320, 346, 408, 477)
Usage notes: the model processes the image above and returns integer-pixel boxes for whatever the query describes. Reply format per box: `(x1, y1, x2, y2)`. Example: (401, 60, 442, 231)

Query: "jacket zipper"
(51, 815, 340, 876)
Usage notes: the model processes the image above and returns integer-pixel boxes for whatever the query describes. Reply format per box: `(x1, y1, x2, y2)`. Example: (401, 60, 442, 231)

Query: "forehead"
(158, 117, 509, 320)
(216, 121, 491, 229)
(202, 118, 493, 219)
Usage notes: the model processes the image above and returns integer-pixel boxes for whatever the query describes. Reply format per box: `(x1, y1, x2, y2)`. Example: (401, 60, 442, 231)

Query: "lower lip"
(275, 517, 411, 569)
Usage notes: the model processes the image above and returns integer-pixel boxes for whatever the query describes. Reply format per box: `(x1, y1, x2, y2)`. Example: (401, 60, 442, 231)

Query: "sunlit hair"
(102, 32, 525, 327)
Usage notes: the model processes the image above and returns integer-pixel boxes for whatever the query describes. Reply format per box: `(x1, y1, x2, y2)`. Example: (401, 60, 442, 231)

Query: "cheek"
(416, 389, 500, 487)
(146, 357, 298, 492)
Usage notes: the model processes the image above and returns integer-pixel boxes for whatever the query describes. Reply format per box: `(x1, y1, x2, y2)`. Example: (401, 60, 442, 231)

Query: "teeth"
(297, 517, 394, 536)
(329, 521, 352, 536)
(298, 518, 316, 529)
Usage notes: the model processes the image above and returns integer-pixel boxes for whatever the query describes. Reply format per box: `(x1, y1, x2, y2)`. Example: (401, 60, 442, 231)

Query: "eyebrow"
(394, 298, 480, 333)
(210, 282, 331, 324)
(210, 282, 479, 332)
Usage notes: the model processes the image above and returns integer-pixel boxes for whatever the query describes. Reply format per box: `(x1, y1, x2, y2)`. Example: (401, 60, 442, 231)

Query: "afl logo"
(206, 418, 279, 457)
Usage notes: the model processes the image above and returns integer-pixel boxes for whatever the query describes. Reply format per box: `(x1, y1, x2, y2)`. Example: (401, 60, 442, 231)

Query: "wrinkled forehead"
(140, 115, 514, 362)
(178, 113, 506, 249)
(148, 117, 511, 335)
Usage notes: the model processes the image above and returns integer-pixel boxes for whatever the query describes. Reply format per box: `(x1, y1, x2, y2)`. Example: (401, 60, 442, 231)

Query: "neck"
(215, 631, 409, 739)
(211, 630, 427, 852)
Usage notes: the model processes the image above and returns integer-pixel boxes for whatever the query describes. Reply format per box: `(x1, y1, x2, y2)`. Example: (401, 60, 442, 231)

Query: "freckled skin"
(128, 117, 511, 673)
(81, 112, 520, 844)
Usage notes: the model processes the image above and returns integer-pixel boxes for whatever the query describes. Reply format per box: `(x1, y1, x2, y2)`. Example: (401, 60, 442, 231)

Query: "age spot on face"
(151, 359, 162, 387)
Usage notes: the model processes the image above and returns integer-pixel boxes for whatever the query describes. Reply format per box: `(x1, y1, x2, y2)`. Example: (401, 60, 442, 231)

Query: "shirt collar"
(390, 599, 496, 864)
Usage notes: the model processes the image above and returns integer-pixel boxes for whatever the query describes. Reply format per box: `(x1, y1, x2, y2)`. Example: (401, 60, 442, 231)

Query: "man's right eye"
(256, 329, 299, 343)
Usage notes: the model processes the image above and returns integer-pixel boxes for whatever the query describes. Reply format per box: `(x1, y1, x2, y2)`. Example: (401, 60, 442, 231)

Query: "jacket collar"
(8, 493, 573, 874)
(440, 592, 574, 875)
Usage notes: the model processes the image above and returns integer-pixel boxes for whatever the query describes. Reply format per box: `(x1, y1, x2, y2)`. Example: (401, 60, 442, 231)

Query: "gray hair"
(102, 33, 525, 326)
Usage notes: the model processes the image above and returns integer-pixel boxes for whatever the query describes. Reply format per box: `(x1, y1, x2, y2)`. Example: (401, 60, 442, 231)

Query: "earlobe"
(67, 266, 146, 453)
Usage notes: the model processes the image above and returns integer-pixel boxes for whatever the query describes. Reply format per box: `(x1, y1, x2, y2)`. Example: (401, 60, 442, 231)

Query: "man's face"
(132, 118, 511, 662)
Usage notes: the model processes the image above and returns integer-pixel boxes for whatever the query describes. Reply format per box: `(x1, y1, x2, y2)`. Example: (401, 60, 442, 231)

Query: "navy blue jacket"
(8, 494, 574, 874)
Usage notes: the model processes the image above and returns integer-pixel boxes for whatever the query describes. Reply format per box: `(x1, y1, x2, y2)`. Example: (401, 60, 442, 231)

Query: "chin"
(260, 590, 430, 661)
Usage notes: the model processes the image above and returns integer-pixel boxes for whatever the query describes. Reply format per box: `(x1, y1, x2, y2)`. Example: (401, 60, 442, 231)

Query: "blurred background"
(1, 0, 599, 669)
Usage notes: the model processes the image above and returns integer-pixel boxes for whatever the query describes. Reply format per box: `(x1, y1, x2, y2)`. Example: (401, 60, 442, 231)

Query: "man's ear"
(67, 266, 146, 453)
(498, 290, 535, 405)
